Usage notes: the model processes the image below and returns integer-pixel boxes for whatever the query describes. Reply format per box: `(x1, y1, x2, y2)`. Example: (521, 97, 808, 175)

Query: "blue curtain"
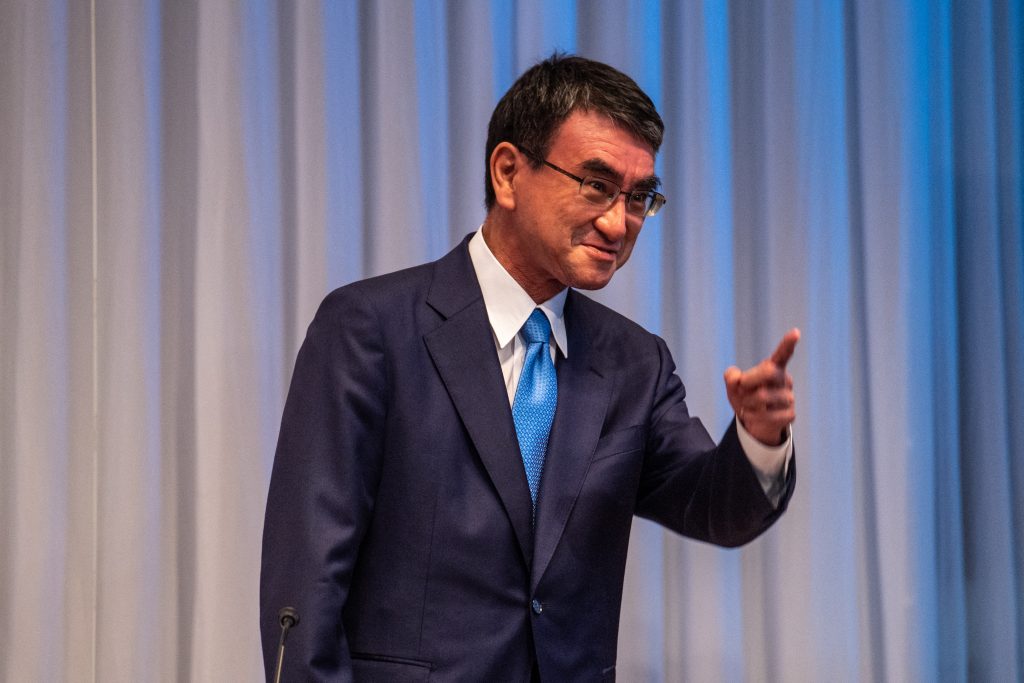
(0, 0, 1020, 680)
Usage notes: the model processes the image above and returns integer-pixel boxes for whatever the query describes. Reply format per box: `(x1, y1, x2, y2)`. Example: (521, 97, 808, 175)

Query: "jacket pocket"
(592, 425, 643, 462)
(350, 652, 432, 682)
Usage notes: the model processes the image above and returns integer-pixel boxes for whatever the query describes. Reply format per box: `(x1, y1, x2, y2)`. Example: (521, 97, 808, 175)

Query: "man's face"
(509, 110, 658, 297)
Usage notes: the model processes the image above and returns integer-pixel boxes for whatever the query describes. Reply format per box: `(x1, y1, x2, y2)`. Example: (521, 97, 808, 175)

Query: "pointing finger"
(770, 328, 801, 369)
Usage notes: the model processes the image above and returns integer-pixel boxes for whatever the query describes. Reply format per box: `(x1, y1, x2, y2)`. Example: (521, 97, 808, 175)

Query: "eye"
(583, 177, 616, 200)
(627, 191, 651, 211)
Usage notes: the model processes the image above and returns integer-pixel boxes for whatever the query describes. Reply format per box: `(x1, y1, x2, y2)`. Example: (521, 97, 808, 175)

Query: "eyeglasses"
(519, 148, 667, 218)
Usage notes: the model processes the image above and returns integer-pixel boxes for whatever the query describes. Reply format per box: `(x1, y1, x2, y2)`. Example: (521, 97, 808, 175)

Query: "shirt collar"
(468, 228, 568, 357)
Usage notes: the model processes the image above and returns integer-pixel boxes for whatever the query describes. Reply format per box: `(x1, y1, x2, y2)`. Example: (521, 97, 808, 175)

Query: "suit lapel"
(531, 291, 611, 589)
(423, 238, 535, 567)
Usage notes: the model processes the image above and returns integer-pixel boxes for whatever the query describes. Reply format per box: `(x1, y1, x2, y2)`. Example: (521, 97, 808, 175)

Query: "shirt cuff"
(736, 418, 792, 507)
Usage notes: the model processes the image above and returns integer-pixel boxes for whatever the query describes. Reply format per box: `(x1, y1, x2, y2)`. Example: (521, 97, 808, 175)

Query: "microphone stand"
(273, 607, 300, 683)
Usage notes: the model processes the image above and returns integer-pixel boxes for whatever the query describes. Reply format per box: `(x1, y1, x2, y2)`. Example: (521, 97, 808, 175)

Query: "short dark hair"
(484, 53, 664, 210)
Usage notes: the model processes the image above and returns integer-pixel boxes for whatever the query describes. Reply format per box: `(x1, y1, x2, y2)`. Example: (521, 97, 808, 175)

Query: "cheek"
(616, 225, 643, 266)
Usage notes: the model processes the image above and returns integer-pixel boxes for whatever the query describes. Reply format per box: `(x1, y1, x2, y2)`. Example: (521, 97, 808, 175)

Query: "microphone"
(273, 606, 300, 683)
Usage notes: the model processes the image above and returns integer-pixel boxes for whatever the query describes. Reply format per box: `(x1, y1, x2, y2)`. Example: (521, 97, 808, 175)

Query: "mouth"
(580, 243, 620, 263)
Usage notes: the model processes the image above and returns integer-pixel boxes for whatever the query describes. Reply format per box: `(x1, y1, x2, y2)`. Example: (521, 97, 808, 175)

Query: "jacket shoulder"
(315, 236, 476, 322)
(317, 261, 435, 316)
(567, 291, 666, 361)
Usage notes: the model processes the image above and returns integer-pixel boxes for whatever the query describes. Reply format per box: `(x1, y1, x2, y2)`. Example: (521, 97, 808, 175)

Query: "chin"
(568, 269, 617, 291)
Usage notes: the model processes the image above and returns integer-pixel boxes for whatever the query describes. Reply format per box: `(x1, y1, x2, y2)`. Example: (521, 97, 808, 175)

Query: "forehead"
(546, 110, 657, 180)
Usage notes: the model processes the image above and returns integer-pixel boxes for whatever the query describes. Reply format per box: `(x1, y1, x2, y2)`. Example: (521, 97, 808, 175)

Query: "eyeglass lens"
(579, 177, 657, 217)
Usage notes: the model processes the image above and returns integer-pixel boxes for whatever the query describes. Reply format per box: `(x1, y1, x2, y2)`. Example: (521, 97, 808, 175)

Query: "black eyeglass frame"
(519, 147, 667, 218)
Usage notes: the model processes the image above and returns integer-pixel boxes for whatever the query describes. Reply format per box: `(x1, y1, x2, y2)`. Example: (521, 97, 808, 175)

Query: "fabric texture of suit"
(260, 234, 795, 681)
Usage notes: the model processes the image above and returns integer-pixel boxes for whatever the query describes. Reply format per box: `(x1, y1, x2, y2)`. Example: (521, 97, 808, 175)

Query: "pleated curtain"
(1, 1, 1021, 680)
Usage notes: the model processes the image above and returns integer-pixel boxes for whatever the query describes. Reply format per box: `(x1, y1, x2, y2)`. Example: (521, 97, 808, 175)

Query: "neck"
(481, 216, 565, 304)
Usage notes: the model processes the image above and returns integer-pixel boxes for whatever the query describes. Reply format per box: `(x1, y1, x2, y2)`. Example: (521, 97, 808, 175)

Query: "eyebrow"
(579, 157, 662, 191)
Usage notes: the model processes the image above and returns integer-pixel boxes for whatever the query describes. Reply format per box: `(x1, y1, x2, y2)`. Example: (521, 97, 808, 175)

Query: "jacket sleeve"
(260, 287, 387, 681)
(634, 336, 795, 547)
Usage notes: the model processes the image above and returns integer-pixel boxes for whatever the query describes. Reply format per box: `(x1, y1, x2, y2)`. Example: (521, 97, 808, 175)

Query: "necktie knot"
(522, 309, 551, 345)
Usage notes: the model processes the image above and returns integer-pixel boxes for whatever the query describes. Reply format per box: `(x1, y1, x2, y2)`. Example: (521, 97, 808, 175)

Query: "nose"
(594, 195, 630, 244)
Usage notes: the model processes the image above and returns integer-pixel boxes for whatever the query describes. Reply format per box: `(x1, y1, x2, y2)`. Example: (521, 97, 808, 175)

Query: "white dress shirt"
(467, 229, 791, 505)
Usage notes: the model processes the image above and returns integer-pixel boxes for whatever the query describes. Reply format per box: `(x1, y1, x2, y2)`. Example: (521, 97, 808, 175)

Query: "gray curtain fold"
(1, 0, 1021, 680)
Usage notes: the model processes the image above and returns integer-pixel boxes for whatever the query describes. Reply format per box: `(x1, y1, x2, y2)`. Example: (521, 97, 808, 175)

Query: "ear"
(489, 142, 521, 211)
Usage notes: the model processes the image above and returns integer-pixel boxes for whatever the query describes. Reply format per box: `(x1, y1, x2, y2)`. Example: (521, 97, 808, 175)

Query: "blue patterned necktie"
(512, 309, 558, 509)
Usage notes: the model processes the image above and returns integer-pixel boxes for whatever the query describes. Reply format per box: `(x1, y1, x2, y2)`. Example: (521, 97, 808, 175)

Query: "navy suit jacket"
(260, 235, 794, 681)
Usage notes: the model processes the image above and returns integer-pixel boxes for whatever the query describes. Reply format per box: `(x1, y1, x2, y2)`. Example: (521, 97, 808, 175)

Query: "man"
(261, 54, 798, 681)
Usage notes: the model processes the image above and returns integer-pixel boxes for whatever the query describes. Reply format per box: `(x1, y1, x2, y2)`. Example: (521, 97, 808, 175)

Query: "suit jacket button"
(531, 599, 543, 614)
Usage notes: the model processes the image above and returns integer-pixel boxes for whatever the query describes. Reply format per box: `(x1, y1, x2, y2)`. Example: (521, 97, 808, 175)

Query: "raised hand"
(723, 329, 800, 446)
